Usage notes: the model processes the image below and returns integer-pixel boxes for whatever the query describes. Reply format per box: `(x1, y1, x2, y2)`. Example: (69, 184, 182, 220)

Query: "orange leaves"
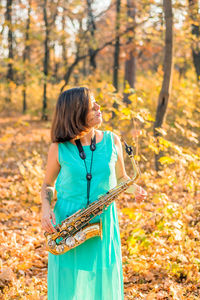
(33, 195, 41, 204)
(0, 117, 50, 298)
(0, 107, 200, 299)
(103, 111, 112, 122)
(159, 156, 176, 165)
(16, 263, 33, 271)
(30, 206, 39, 213)
(122, 207, 142, 221)
(119, 168, 200, 298)
(106, 83, 116, 93)
(0, 268, 15, 289)
(0, 212, 11, 220)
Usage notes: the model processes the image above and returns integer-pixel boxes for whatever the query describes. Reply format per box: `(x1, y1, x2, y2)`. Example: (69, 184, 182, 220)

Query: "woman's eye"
(92, 102, 97, 109)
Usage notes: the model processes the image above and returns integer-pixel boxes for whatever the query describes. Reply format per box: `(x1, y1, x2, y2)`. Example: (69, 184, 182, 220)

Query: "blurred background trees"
(2, 0, 199, 110)
(0, 0, 199, 173)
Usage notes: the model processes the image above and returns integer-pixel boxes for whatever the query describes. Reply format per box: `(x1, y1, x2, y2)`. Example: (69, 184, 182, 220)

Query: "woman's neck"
(71, 128, 95, 145)
(80, 128, 95, 145)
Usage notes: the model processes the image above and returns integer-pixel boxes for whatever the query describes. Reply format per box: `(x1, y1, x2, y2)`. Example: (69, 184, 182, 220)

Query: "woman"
(41, 87, 147, 300)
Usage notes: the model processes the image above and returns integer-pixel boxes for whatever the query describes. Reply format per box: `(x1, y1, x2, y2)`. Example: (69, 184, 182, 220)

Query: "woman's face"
(86, 94, 102, 128)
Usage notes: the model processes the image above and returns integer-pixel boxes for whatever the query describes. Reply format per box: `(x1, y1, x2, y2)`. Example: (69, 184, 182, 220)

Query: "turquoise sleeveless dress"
(47, 130, 124, 300)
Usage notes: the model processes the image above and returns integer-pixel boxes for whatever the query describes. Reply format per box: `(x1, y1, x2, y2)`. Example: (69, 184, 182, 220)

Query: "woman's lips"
(96, 112, 102, 117)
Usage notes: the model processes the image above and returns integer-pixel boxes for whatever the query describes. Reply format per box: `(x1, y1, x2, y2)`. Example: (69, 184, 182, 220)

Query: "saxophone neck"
(121, 136, 141, 181)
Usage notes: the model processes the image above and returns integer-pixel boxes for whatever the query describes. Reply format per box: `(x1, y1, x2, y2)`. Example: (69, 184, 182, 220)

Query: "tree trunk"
(41, 0, 59, 119)
(22, 0, 31, 114)
(113, 0, 121, 92)
(86, 0, 97, 71)
(153, 0, 174, 171)
(6, 0, 13, 102)
(124, 0, 136, 104)
(82, 57, 87, 77)
(124, 52, 136, 90)
(188, 0, 200, 82)
(42, 0, 50, 121)
(61, 12, 67, 68)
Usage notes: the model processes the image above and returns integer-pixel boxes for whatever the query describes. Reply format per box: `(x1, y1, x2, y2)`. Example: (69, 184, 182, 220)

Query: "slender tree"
(42, 0, 50, 120)
(153, 0, 174, 171)
(42, 0, 60, 120)
(61, 10, 67, 69)
(123, 0, 136, 103)
(86, 0, 97, 71)
(6, 0, 13, 102)
(188, 0, 200, 82)
(22, 0, 31, 113)
(113, 0, 121, 91)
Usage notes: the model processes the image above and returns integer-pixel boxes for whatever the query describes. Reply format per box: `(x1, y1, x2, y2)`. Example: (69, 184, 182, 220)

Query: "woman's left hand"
(134, 185, 147, 203)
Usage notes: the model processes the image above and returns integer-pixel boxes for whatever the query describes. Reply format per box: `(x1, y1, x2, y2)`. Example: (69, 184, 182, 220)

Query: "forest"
(0, 0, 200, 299)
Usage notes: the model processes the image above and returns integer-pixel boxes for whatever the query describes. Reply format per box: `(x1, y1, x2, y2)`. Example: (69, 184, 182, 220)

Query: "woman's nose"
(94, 102, 100, 110)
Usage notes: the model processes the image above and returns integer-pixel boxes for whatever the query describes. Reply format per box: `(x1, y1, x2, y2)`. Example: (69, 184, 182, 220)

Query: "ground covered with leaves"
(0, 115, 200, 299)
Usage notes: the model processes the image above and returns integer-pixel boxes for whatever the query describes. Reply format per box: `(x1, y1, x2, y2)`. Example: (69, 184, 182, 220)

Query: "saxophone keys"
(67, 225, 75, 231)
(55, 226, 60, 232)
(74, 231, 86, 242)
(75, 220, 81, 228)
(60, 230, 68, 237)
(48, 239, 56, 249)
(65, 236, 76, 247)
(56, 244, 65, 253)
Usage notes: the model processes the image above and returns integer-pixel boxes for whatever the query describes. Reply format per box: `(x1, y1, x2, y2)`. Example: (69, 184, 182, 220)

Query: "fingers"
(42, 221, 52, 233)
(50, 212, 56, 225)
(42, 216, 56, 233)
(42, 220, 53, 233)
(137, 192, 147, 200)
(135, 196, 145, 203)
(136, 186, 147, 201)
(135, 187, 147, 202)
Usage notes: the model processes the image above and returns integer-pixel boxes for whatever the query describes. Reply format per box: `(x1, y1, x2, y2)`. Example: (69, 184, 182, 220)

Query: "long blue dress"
(47, 130, 124, 300)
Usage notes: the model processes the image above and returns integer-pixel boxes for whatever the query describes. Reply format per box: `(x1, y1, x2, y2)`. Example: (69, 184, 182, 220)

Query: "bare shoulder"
(112, 132, 121, 147)
(48, 142, 58, 153)
(48, 142, 59, 164)
(44, 143, 60, 185)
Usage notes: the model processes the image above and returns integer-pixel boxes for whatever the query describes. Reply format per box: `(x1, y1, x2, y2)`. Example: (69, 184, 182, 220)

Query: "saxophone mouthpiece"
(120, 135, 141, 179)
(120, 137, 133, 156)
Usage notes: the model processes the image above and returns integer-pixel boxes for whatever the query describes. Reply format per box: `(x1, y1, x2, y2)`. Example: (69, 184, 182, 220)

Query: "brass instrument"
(45, 138, 141, 255)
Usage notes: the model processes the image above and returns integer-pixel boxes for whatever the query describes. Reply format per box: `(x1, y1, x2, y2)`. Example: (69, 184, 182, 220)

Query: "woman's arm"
(113, 133, 147, 202)
(41, 143, 61, 233)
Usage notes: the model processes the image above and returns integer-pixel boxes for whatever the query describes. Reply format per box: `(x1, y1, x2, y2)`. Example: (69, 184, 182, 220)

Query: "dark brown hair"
(51, 87, 92, 143)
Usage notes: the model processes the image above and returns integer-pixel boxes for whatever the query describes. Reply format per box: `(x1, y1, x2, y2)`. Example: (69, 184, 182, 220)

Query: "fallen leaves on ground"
(0, 116, 200, 299)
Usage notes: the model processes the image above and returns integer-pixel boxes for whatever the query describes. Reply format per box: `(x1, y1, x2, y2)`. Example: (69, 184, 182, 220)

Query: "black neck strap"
(75, 134, 96, 206)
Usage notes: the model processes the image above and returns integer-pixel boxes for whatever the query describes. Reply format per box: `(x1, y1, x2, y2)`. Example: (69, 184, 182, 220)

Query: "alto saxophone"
(45, 138, 141, 255)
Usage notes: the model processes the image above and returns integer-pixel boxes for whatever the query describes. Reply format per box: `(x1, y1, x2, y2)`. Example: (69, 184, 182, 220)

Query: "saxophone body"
(45, 138, 140, 255)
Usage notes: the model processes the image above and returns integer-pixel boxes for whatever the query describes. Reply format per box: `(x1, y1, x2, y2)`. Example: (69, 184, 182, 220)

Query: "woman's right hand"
(41, 205, 56, 233)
